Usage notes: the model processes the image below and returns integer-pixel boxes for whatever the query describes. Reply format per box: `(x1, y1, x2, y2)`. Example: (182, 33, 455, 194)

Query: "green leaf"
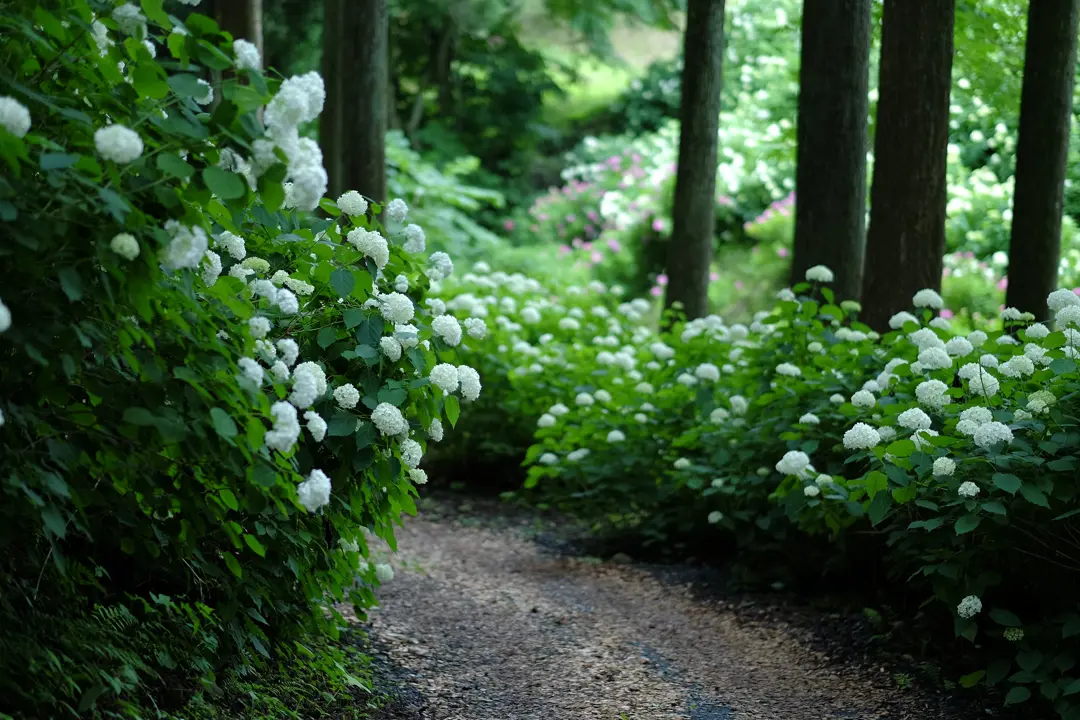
(243, 534, 266, 557)
(868, 491, 892, 526)
(1063, 678, 1080, 696)
(444, 395, 461, 427)
(990, 608, 1022, 627)
(958, 670, 985, 688)
(40, 152, 79, 170)
(327, 413, 355, 437)
(58, 267, 83, 302)
(981, 501, 1007, 515)
(140, 0, 171, 26)
(378, 387, 408, 406)
(343, 308, 365, 329)
(1004, 687, 1031, 705)
(203, 167, 245, 200)
(331, 269, 355, 297)
(218, 489, 239, 512)
(123, 407, 156, 426)
(1018, 650, 1043, 673)
(885, 439, 915, 458)
(317, 327, 338, 349)
(1051, 358, 1077, 375)
(955, 514, 981, 535)
(1019, 484, 1050, 508)
(1064, 614, 1080, 638)
(132, 62, 169, 99)
(210, 407, 238, 439)
(863, 470, 888, 499)
(157, 152, 194, 179)
(42, 507, 66, 539)
(223, 552, 242, 578)
(992, 473, 1022, 495)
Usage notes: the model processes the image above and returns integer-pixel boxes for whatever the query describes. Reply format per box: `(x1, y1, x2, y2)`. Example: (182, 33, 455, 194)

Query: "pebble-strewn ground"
(355, 503, 999, 720)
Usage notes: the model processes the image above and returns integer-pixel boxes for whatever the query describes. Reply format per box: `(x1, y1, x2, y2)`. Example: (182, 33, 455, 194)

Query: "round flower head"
(957, 595, 982, 619)
(276, 338, 299, 366)
(1048, 288, 1080, 313)
(409, 468, 429, 485)
(829, 393, 845, 405)
(804, 485, 820, 498)
(386, 198, 409, 223)
(1004, 627, 1024, 642)
(799, 413, 820, 425)
(957, 481, 980, 498)
(163, 223, 208, 270)
(776, 363, 801, 377)
(111, 3, 146, 36)
(967, 330, 988, 347)
(237, 357, 263, 389)
(776, 288, 796, 302)
(428, 418, 444, 442)
(917, 347, 952, 370)
(932, 456, 955, 476)
(575, 392, 594, 407)
(264, 401, 300, 453)
(348, 228, 389, 269)
(371, 402, 408, 436)
(232, 38, 260, 70)
(898, 407, 932, 431)
(456, 365, 481, 401)
(805, 265, 834, 283)
(399, 438, 423, 468)
(549, 403, 570, 416)
(380, 336, 403, 361)
(595, 389, 612, 403)
(429, 363, 459, 394)
(775, 450, 810, 476)
(889, 311, 919, 330)
(674, 458, 692, 470)
(296, 469, 332, 512)
(403, 223, 426, 253)
(0, 96, 32, 138)
(1025, 322, 1050, 340)
(537, 413, 556, 428)
(708, 510, 724, 524)
(249, 316, 271, 339)
(944, 337, 973, 357)
(333, 383, 360, 409)
(304, 410, 327, 442)
(464, 317, 487, 340)
(430, 251, 454, 280)
(432, 315, 462, 346)
(94, 124, 143, 163)
(567, 448, 590, 462)
(908, 327, 945, 351)
(851, 390, 876, 409)
(973, 421, 1013, 449)
(607, 430, 626, 443)
(915, 380, 950, 410)
(379, 292, 414, 324)
(843, 422, 880, 450)
(337, 190, 368, 216)
(539, 453, 558, 465)
(375, 563, 394, 583)
(912, 288, 944, 309)
(109, 232, 140, 260)
(999, 356, 1035, 378)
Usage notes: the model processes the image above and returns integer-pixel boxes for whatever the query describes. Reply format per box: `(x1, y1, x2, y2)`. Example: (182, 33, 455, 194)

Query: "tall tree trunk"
(860, 0, 956, 331)
(341, 0, 389, 204)
(664, 0, 725, 321)
(790, 0, 871, 300)
(215, 0, 263, 55)
(1005, 0, 1080, 320)
(321, 0, 344, 198)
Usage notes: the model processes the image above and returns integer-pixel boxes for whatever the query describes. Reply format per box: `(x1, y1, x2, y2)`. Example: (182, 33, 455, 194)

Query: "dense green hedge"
(0, 2, 483, 716)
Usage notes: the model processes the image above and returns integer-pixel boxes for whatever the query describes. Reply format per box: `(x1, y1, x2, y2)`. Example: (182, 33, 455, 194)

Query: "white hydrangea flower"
(912, 288, 944, 309)
(91, 20, 113, 56)
(249, 316, 271, 339)
(575, 392, 594, 407)
(799, 413, 820, 425)
(380, 292, 414, 324)
(457, 365, 482, 401)
(915, 380, 950, 410)
(674, 458, 692, 470)
(1025, 322, 1050, 340)
(843, 422, 880, 450)
(932, 456, 955, 476)
(537, 413, 556, 428)
(889, 311, 918, 330)
(898, 407, 932, 431)
(432, 315, 462, 346)
(909, 327, 945, 351)
(430, 251, 454, 280)
(464, 317, 487, 340)
(607, 430, 626, 442)
(929, 317, 951, 331)
(730, 396, 748, 414)
(348, 228, 390, 268)
(876, 426, 897, 442)
(333, 383, 360, 409)
(380, 336, 403, 361)
(918, 347, 952, 370)
(957, 481, 980, 498)
(973, 421, 1013, 449)
(957, 595, 982, 619)
(776, 363, 801, 377)
(409, 468, 429, 485)
(804, 485, 820, 498)
(193, 78, 213, 105)
(337, 190, 368, 216)
(399, 438, 423, 468)
(547, 403, 569, 417)
(539, 453, 558, 465)
(111, 3, 146, 36)
(595, 389, 612, 403)
(430, 363, 459, 394)
(386, 198, 409, 222)
(371, 403, 407, 436)
(109, 232, 140, 260)
(233, 38, 260, 70)
(296, 469, 331, 512)
(276, 338, 299, 366)
(94, 124, 143, 163)
(968, 370, 1001, 398)
(944, 337, 973, 357)
(374, 563, 394, 582)
(289, 362, 326, 408)
(805, 265, 834, 282)
(237, 357, 263, 388)
(403, 223, 426, 253)
(999, 356, 1035, 378)
(393, 274, 409, 293)
(1000, 307, 1023, 321)
(201, 250, 222, 286)
(1048, 288, 1080, 313)
(775, 450, 811, 476)
(428, 418, 444, 442)
(829, 393, 845, 405)
(269, 361, 290, 383)
(708, 510, 724, 524)
(0, 96, 32, 138)
(776, 288, 796, 302)
(264, 401, 300, 453)
(161, 222, 208, 270)
(851, 390, 876, 409)
(967, 330, 988, 347)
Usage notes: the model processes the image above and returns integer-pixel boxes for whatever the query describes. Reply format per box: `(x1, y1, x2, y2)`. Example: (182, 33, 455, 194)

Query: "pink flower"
(585, 224, 595, 235)
(718, 196, 733, 207)
(943, 268, 952, 277)
(587, 210, 599, 222)
(996, 276, 1008, 291)
(633, 153, 642, 163)
(558, 244, 571, 255)
(572, 237, 583, 248)
(652, 219, 664, 232)
(590, 251, 603, 263)
(650, 286, 663, 297)
(503, 219, 515, 231)
(566, 214, 577, 223)
(1073, 288, 1080, 296)
(710, 272, 719, 282)
(530, 224, 539, 233)
(607, 239, 622, 252)
(656, 273, 668, 287)
(777, 247, 789, 258)
(940, 309, 954, 319)
(735, 280, 744, 290)
(964, 251, 975, 259)
(582, 242, 593, 251)
(539, 213, 549, 221)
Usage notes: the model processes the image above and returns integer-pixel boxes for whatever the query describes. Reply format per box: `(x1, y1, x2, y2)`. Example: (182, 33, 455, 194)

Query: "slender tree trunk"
(664, 0, 725, 320)
(860, 0, 956, 331)
(790, 0, 871, 300)
(1005, 0, 1080, 320)
(321, 0, 344, 198)
(215, 0, 263, 56)
(341, 0, 388, 204)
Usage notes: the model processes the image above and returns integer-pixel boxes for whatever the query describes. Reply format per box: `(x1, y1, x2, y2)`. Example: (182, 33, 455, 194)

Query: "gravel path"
(360, 505, 988, 720)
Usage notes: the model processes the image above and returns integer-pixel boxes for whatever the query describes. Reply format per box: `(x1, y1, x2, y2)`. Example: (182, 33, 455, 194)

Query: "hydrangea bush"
(0, 2, 481, 715)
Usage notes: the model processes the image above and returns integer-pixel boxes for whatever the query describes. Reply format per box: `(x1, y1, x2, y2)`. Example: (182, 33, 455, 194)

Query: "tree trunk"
(860, 0, 956, 331)
(664, 0, 725, 321)
(340, 0, 389, 204)
(321, 0, 344, 198)
(790, 0, 871, 300)
(1005, 0, 1080, 320)
(215, 0, 263, 56)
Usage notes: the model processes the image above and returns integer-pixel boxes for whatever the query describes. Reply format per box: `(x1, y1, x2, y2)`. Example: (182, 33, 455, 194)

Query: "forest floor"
(351, 494, 1014, 720)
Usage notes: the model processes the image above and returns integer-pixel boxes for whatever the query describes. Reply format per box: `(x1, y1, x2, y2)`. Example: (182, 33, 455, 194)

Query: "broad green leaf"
(140, 0, 171, 26)
(981, 501, 1007, 515)
(40, 153, 79, 170)
(444, 395, 461, 427)
(1051, 358, 1077, 375)
(990, 608, 1022, 627)
(218, 489, 239, 511)
(42, 507, 67, 539)
(868, 489, 891, 526)
(210, 407, 238, 439)
(317, 327, 338, 349)
(157, 152, 194, 179)
(955, 514, 981, 535)
(223, 552, 242, 578)
(331, 269, 355, 297)
(243, 534, 266, 557)
(1019, 484, 1049, 508)
(863, 470, 887, 499)
(343, 308, 365, 329)
(958, 670, 985, 688)
(885, 439, 915, 458)
(58, 267, 83, 302)
(132, 63, 169, 99)
(203, 167, 245, 200)
(992, 473, 1022, 495)
(123, 407, 156, 426)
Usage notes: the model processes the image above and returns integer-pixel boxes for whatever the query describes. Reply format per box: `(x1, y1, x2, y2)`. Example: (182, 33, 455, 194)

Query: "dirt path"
(361, 504, 987, 720)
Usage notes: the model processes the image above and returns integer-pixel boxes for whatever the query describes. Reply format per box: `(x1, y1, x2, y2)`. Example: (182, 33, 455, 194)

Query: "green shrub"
(0, 3, 483, 716)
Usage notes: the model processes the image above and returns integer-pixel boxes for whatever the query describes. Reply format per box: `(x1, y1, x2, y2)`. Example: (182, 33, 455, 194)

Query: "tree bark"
(664, 0, 725, 320)
(340, 0, 389, 204)
(215, 0, 263, 57)
(1005, 0, 1080, 321)
(790, 0, 871, 300)
(860, 0, 956, 331)
(321, 0, 344, 198)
